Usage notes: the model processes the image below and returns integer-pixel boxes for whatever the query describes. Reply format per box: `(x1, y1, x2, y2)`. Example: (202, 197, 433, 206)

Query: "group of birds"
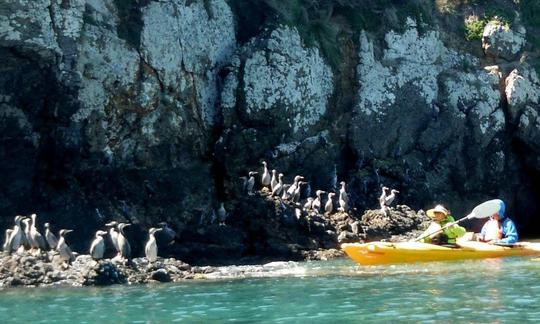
(379, 186, 400, 213)
(239, 161, 401, 219)
(2, 214, 176, 266)
(241, 161, 350, 215)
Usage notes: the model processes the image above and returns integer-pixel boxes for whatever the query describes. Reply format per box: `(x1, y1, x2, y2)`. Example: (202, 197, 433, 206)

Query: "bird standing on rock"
(106, 221, 120, 257)
(145, 227, 161, 262)
(270, 169, 278, 192)
(22, 218, 35, 250)
(44, 223, 58, 250)
(7, 216, 23, 253)
(292, 181, 307, 203)
(89, 230, 108, 260)
(29, 214, 47, 252)
(379, 186, 389, 211)
(158, 222, 176, 245)
(247, 171, 257, 195)
(117, 223, 132, 260)
(339, 181, 349, 212)
(312, 190, 325, 212)
(3, 229, 13, 253)
(261, 161, 271, 188)
(384, 189, 400, 208)
(303, 197, 314, 212)
(218, 203, 227, 225)
(57, 229, 75, 265)
(325, 192, 336, 214)
(286, 175, 304, 199)
(272, 173, 284, 196)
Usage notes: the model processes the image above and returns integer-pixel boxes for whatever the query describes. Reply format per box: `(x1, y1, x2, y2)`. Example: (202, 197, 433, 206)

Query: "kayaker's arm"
(415, 218, 463, 242)
(495, 219, 518, 244)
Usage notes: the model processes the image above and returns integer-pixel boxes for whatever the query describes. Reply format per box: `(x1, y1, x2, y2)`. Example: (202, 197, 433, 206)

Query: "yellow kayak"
(341, 241, 540, 265)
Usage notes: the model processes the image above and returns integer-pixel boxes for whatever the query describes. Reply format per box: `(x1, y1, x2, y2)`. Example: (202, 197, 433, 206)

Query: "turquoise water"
(1, 257, 540, 323)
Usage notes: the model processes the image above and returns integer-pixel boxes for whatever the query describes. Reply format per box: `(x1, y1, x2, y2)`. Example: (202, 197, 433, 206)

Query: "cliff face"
(1, 0, 540, 262)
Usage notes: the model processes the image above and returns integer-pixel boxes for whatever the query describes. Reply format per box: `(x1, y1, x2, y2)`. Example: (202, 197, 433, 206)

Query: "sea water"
(1, 257, 540, 323)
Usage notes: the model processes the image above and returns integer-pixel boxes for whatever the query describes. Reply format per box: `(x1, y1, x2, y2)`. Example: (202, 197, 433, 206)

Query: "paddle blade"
(468, 199, 504, 219)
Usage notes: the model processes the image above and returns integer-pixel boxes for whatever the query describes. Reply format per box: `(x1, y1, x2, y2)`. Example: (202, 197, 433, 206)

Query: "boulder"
(482, 21, 526, 60)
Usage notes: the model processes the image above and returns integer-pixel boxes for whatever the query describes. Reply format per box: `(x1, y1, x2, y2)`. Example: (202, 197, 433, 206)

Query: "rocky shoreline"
(0, 249, 347, 288)
(0, 203, 430, 288)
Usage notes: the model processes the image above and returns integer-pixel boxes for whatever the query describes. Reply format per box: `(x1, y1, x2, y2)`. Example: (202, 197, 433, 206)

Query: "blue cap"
(498, 200, 506, 219)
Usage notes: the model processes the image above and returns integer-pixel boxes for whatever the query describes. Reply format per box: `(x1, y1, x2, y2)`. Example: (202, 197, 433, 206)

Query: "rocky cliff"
(1, 0, 539, 263)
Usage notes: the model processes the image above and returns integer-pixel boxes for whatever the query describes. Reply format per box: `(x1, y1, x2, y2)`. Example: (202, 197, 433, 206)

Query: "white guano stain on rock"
(505, 67, 540, 120)
(444, 71, 502, 135)
(243, 26, 333, 134)
(357, 18, 468, 116)
(141, 0, 236, 125)
(482, 20, 526, 60)
(73, 1, 139, 122)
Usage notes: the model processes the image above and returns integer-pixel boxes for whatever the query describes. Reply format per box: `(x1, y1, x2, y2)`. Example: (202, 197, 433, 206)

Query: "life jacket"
(483, 218, 502, 241)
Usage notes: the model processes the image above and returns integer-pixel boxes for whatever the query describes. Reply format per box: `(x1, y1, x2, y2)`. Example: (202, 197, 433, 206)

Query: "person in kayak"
(477, 200, 518, 244)
(417, 205, 466, 244)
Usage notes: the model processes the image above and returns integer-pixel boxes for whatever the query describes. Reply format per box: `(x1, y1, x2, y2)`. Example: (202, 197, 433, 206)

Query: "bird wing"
(35, 232, 47, 250)
(89, 239, 98, 256)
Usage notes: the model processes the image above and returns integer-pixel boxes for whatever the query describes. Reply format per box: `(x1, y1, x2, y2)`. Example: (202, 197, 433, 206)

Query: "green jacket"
(422, 215, 466, 244)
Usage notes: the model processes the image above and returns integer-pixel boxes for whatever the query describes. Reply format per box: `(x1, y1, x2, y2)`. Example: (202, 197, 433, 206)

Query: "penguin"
(145, 227, 161, 262)
(3, 229, 13, 253)
(312, 190, 325, 212)
(339, 181, 349, 212)
(157, 222, 176, 245)
(270, 169, 278, 192)
(44, 223, 59, 250)
(261, 161, 271, 187)
(8, 216, 23, 253)
(89, 230, 108, 260)
(105, 221, 120, 256)
(29, 214, 47, 252)
(247, 171, 257, 195)
(57, 229, 75, 264)
(272, 173, 284, 196)
(117, 223, 131, 260)
(217, 203, 227, 225)
(384, 189, 399, 207)
(303, 197, 314, 212)
(325, 192, 336, 214)
(379, 186, 389, 210)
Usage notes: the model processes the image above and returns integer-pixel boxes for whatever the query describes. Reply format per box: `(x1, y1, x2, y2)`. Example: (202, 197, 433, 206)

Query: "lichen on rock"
(242, 26, 334, 135)
(482, 20, 526, 60)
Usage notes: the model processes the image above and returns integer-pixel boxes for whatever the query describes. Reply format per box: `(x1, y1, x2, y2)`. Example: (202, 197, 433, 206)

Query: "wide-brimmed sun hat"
(427, 205, 449, 218)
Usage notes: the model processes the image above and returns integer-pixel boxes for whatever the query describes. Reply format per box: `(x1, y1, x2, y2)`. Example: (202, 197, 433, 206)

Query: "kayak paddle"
(414, 199, 503, 242)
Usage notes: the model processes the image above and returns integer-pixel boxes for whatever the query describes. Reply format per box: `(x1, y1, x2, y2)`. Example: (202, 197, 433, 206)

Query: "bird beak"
(65, 230, 74, 234)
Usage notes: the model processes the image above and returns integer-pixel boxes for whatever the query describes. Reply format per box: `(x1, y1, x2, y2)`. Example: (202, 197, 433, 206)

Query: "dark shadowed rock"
(360, 205, 430, 242)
